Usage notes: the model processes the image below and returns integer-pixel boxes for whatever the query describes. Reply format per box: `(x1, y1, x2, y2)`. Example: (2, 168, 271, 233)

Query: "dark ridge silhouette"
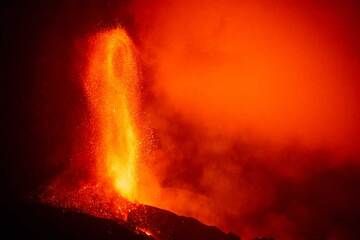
(3, 202, 243, 240)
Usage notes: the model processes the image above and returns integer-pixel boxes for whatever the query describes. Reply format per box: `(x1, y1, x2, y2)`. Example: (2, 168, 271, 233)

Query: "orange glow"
(85, 28, 140, 201)
(133, 0, 359, 150)
(128, 1, 360, 238)
(136, 227, 154, 238)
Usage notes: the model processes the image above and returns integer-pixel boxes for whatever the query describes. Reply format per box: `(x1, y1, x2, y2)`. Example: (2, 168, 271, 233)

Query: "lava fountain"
(41, 27, 143, 219)
(85, 28, 140, 202)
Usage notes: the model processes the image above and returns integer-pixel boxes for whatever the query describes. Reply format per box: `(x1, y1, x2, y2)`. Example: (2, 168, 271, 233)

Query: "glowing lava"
(85, 27, 140, 201)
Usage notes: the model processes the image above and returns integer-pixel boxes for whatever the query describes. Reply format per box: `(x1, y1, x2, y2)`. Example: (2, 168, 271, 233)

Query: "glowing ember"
(85, 27, 140, 201)
(136, 227, 154, 237)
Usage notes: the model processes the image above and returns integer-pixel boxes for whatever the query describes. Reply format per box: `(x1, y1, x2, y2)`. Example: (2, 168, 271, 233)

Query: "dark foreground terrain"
(2, 202, 242, 240)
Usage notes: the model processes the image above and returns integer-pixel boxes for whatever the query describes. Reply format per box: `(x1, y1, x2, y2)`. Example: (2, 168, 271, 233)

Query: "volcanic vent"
(37, 27, 240, 240)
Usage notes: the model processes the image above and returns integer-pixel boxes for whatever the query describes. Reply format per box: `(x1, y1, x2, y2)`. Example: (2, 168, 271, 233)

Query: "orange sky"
(132, 0, 360, 154)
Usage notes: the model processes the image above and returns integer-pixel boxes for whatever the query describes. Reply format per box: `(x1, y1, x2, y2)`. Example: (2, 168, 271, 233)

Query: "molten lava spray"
(85, 28, 139, 201)
(42, 27, 143, 219)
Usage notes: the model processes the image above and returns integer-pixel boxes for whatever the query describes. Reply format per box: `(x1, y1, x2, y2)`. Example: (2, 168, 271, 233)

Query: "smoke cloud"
(129, 1, 360, 239)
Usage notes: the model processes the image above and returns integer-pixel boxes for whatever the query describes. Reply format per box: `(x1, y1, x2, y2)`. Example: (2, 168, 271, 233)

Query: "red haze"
(128, 0, 360, 239)
(132, 0, 360, 152)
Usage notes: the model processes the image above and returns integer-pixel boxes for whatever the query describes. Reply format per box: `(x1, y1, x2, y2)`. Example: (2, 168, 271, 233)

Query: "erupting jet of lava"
(85, 28, 140, 202)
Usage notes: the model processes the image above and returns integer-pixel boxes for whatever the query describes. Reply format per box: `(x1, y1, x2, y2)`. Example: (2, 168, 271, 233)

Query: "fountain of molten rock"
(39, 27, 240, 240)
(84, 28, 140, 203)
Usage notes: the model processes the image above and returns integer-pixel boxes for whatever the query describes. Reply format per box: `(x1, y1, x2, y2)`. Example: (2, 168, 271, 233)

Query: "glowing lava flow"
(85, 27, 140, 202)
